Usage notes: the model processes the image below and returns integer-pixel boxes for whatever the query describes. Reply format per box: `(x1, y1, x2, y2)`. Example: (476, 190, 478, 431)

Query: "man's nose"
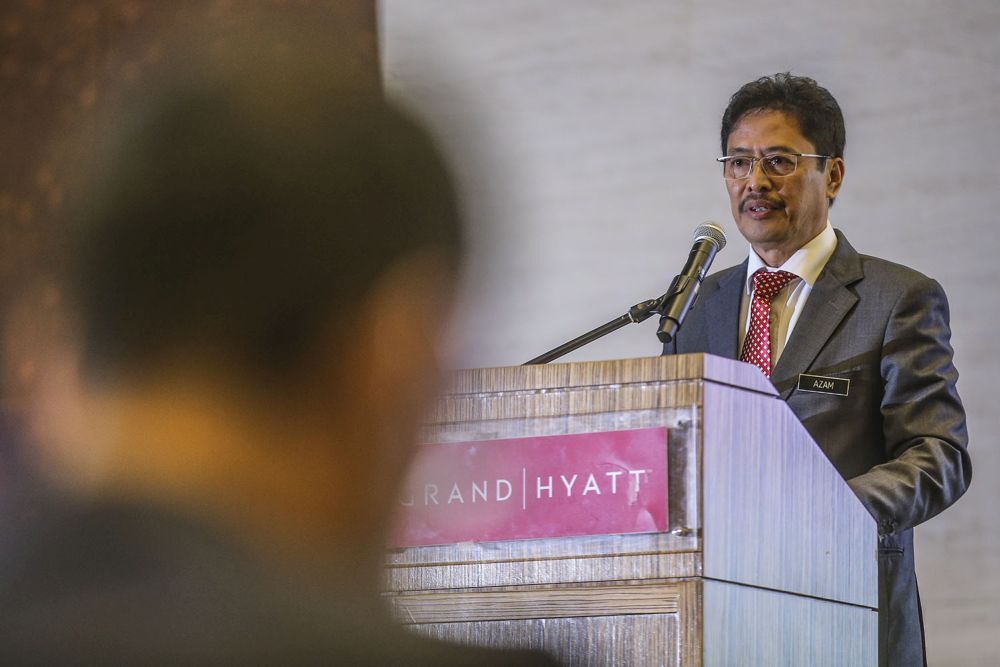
(747, 159, 773, 190)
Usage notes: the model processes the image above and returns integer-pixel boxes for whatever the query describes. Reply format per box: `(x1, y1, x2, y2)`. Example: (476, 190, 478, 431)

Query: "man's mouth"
(744, 198, 783, 215)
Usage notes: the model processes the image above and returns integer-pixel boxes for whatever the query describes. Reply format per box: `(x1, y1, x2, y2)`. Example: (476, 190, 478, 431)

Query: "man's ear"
(329, 250, 458, 536)
(1, 277, 100, 492)
(309, 249, 458, 473)
(826, 157, 845, 202)
(354, 249, 457, 425)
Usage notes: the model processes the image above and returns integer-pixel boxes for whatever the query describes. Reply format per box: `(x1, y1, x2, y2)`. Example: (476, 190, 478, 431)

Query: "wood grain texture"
(398, 580, 696, 667)
(439, 354, 773, 406)
(396, 579, 706, 666)
(392, 581, 682, 624)
(386, 530, 696, 568)
(427, 380, 703, 423)
(677, 579, 704, 667)
(702, 579, 877, 666)
(421, 404, 696, 444)
(414, 614, 679, 667)
(701, 381, 878, 607)
(386, 551, 701, 593)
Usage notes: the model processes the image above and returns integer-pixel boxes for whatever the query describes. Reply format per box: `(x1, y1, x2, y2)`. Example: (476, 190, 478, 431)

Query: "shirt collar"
(744, 221, 838, 294)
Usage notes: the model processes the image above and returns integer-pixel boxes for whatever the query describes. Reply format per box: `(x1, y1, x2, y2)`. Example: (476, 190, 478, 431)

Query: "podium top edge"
(445, 353, 777, 397)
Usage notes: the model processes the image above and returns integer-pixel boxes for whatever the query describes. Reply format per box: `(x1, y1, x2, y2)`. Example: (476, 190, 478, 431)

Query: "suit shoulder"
(833, 230, 944, 296)
(856, 253, 934, 284)
(854, 254, 945, 300)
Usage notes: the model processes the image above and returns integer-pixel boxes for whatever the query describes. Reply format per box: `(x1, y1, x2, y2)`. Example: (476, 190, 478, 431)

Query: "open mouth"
(744, 199, 783, 215)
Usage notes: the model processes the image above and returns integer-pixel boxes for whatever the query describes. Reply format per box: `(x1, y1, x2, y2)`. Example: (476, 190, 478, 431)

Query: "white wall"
(381, 2, 1000, 664)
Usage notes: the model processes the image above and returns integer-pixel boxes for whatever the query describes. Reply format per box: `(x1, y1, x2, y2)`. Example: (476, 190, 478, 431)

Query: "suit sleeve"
(846, 277, 971, 535)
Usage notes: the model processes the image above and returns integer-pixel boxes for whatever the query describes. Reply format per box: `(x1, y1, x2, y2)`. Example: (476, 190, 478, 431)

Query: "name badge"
(797, 373, 850, 396)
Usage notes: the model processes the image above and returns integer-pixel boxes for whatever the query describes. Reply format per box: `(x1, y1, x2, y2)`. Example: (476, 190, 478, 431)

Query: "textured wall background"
(381, 1, 1000, 664)
(0, 0, 377, 411)
(0, 0, 377, 293)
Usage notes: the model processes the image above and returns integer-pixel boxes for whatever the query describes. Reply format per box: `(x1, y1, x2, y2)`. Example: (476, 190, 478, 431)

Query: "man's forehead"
(725, 109, 812, 151)
(727, 143, 799, 155)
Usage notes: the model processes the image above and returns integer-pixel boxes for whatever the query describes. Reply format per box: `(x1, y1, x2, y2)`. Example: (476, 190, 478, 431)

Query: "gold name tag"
(797, 373, 850, 396)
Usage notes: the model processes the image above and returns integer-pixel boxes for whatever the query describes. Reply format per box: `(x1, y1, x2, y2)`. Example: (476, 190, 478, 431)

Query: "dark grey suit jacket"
(664, 229, 971, 667)
(0, 497, 560, 666)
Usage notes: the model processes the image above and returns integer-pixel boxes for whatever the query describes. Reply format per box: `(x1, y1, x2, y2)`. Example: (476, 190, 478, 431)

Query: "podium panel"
(383, 354, 876, 666)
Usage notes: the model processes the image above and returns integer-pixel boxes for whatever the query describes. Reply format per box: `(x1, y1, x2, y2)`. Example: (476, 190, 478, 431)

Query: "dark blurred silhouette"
(0, 20, 555, 666)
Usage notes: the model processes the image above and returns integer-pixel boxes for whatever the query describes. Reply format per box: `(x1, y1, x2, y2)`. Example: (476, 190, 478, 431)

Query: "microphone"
(656, 222, 727, 344)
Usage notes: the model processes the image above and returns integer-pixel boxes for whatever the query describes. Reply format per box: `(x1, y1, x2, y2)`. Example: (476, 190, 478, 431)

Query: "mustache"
(742, 195, 784, 209)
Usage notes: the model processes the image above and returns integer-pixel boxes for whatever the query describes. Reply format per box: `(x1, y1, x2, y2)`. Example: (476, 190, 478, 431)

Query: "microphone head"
(693, 222, 726, 250)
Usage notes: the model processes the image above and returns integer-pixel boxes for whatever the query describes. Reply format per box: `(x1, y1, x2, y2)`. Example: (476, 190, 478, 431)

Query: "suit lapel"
(703, 260, 746, 359)
(771, 230, 864, 398)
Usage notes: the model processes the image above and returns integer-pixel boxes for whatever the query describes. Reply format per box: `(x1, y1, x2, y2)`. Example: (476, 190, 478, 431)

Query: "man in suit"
(0, 26, 556, 666)
(664, 73, 971, 666)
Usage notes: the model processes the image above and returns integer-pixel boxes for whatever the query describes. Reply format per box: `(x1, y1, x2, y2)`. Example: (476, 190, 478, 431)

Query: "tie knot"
(752, 269, 797, 302)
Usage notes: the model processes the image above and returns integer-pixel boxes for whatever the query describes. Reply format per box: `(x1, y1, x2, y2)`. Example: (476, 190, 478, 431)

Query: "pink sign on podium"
(392, 427, 668, 547)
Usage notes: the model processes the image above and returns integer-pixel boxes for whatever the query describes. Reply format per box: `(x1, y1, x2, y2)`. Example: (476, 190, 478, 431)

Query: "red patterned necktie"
(740, 269, 798, 377)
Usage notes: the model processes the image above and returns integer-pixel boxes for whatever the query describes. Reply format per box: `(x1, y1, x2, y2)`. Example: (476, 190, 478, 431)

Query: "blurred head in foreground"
(0, 23, 535, 665)
(66, 34, 462, 566)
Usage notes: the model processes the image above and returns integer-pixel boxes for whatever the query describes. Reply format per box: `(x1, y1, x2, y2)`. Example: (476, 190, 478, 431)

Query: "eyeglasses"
(717, 152, 831, 179)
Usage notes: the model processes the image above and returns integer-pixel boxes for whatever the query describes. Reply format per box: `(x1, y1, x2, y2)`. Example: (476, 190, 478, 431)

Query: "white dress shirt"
(738, 221, 839, 364)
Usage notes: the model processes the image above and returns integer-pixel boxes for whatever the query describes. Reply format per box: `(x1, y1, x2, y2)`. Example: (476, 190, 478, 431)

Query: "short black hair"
(67, 39, 461, 384)
(720, 73, 846, 161)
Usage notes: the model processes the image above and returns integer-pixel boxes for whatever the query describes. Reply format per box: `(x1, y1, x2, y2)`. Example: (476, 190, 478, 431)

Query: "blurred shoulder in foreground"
(0, 16, 556, 667)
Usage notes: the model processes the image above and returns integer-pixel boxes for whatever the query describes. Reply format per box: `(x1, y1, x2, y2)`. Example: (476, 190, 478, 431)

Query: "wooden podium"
(384, 354, 877, 666)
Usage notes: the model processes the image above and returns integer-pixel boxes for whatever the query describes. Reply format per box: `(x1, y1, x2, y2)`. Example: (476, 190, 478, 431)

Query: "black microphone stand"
(522, 289, 682, 366)
(523, 224, 724, 366)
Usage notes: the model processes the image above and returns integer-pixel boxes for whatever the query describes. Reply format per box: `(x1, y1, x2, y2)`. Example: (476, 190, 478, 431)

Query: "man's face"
(724, 109, 844, 266)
